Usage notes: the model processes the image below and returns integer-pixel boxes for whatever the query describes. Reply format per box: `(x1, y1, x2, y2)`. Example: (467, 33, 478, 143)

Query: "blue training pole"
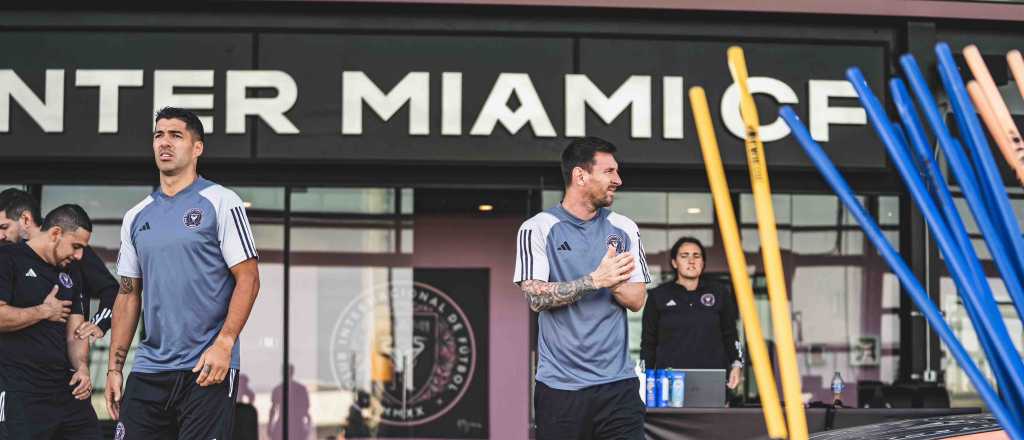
(780, 107, 1024, 440)
(890, 78, 1024, 418)
(849, 65, 1024, 416)
(935, 43, 1024, 322)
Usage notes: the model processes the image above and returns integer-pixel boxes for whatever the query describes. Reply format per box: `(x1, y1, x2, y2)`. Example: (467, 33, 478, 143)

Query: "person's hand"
(727, 366, 743, 390)
(39, 285, 72, 323)
(74, 321, 105, 343)
(193, 336, 233, 387)
(105, 370, 123, 419)
(590, 245, 634, 289)
(70, 368, 92, 400)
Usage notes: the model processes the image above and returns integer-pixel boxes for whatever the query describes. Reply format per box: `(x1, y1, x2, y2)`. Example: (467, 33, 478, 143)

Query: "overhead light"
(478, 204, 494, 212)
(243, 201, 253, 208)
(686, 207, 701, 214)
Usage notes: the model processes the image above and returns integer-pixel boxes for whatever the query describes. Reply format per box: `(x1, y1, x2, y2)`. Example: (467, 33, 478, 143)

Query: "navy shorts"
(534, 377, 645, 440)
(116, 369, 238, 440)
(1, 389, 100, 440)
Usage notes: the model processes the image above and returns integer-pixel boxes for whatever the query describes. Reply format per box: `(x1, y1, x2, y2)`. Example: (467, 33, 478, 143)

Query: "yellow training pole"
(727, 46, 809, 440)
(690, 86, 788, 440)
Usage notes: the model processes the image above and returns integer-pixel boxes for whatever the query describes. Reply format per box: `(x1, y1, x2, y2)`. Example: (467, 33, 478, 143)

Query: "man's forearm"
(519, 276, 599, 312)
(108, 277, 142, 373)
(216, 260, 260, 345)
(66, 315, 89, 371)
(0, 303, 45, 332)
(612, 282, 646, 312)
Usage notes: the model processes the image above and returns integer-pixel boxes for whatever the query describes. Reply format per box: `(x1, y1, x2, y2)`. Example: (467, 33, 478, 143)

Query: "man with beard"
(0, 204, 99, 439)
(514, 137, 651, 440)
(0, 189, 118, 343)
(106, 107, 260, 440)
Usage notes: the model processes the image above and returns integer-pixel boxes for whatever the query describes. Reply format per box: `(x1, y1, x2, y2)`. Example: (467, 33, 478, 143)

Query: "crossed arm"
(519, 245, 646, 313)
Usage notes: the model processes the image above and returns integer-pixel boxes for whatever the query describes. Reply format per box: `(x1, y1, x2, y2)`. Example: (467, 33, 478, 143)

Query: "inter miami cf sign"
(330, 269, 489, 439)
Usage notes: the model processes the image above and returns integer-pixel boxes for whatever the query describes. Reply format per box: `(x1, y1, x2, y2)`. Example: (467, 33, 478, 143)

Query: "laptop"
(674, 368, 726, 407)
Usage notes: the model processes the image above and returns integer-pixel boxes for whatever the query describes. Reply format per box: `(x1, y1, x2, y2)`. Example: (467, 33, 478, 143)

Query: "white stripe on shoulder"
(122, 195, 155, 227)
(199, 184, 245, 213)
(607, 211, 640, 233)
(522, 211, 560, 235)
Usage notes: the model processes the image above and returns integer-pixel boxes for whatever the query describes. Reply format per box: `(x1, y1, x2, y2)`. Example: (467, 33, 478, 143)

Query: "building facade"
(2, 2, 1024, 439)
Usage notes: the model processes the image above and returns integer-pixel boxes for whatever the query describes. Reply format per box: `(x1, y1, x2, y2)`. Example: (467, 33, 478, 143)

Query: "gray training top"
(514, 204, 651, 390)
(117, 177, 258, 373)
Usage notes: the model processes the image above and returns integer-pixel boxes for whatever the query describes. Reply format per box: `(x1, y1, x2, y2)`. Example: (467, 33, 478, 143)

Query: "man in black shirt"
(0, 189, 117, 342)
(641, 237, 744, 389)
(0, 204, 99, 439)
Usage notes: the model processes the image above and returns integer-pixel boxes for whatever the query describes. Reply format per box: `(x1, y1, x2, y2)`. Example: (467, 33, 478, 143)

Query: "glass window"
(736, 193, 899, 402)
(940, 192, 1024, 407)
(289, 187, 504, 440)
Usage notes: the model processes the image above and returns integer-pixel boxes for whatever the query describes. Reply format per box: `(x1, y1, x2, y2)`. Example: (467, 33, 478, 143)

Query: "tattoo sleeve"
(118, 276, 140, 295)
(519, 276, 598, 312)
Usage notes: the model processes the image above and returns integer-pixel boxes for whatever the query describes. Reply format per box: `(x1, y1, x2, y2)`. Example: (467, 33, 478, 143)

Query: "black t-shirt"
(0, 242, 85, 393)
(640, 279, 743, 370)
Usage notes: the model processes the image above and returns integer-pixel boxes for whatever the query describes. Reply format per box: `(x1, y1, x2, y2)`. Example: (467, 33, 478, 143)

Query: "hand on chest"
(15, 262, 78, 306)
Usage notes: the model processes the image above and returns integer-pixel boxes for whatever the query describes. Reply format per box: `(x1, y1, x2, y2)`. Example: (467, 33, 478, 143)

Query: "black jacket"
(641, 278, 743, 370)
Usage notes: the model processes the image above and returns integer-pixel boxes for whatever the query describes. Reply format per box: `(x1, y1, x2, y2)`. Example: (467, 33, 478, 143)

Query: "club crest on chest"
(183, 208, 204, 229)
(700, 293, 716, 307)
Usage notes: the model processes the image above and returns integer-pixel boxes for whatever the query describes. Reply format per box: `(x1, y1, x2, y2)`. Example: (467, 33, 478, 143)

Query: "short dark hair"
(669, 236, 706, 267)
(0, 188, 41, 226)
(561, 137, 618, 187)
(42, 204, 92, 233)
(155, 106, 205, 142)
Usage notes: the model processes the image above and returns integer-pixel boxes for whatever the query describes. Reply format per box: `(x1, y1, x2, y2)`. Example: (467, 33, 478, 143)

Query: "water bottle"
(831, 371, 845, 405)
(657, 369, 670, 407)
(645, 367, 657, 408)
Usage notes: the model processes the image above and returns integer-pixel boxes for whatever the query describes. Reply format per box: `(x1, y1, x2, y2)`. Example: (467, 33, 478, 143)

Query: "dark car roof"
(809, 413, 1002, 440)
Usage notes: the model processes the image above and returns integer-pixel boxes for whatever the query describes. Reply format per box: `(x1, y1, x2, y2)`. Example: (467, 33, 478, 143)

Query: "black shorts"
(534, 377, 645, 440)
(0, 389, 100, 440)
(116, 369, 238, 440)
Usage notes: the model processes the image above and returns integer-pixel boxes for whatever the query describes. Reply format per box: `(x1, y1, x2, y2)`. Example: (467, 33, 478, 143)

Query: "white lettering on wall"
(441, 72, 462, 136)
(0, 69, 64, 133)
(153, 70, 215, 132)
(720, 77, 799, 142)
(75, 70, 144, 134)
(470, 73, 555, 137)
(342, 71, 429, 136)
(565, 75, 651, 138)
(225, 70, 299, 135)
(808, 80, 865, 142)
(663, 76, 684, 140)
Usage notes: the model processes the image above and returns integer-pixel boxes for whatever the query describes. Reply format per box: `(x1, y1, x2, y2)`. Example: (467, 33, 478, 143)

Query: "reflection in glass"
(288, 187, 412, 440)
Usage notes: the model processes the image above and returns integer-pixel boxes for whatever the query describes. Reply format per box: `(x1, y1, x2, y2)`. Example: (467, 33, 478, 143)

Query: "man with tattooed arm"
(514, 137, 651, 440)
(105, 107, 260, 439)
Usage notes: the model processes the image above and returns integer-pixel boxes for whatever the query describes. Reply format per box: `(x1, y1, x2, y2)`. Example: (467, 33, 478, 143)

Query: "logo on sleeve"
(138, 222, 151, 232)
(183, 208, 204, 229)
(58, 272, 73, 288)
(114, 422, 125, 440)
(700, 293, 716, 308)
(606, 234, 624, 253)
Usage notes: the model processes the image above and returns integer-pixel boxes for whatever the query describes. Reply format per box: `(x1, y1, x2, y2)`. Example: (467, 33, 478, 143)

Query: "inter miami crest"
(606, 233, 625, 253)
(183, 208, 204, 229)
(331, 281, 477, 427)
(58, 272, 73, 289)
(700, 293, 716, 308)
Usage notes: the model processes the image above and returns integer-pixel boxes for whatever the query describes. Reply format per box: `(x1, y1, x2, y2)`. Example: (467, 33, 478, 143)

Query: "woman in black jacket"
(641, 236, 743, 390)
